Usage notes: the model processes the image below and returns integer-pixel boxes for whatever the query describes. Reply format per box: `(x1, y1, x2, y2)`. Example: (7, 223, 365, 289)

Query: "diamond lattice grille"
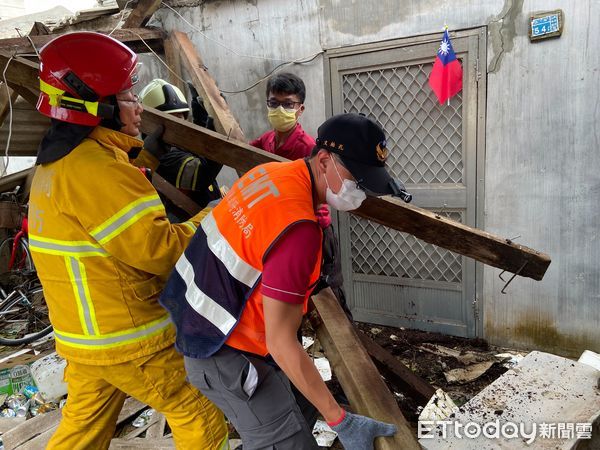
(342, 63, 464, 283)
(350, 211, 463, 282)
(342, 63, 463, 184)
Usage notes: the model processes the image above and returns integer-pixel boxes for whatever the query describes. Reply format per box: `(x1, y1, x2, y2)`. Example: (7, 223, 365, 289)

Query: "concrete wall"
(152, 0, 599, 356)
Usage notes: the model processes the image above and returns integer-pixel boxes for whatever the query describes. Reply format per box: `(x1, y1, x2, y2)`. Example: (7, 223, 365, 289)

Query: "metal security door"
(326, 29, 486, 337)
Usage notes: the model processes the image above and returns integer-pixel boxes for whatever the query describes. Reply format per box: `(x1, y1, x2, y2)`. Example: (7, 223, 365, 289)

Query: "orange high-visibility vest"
(161, 159, 322, 357)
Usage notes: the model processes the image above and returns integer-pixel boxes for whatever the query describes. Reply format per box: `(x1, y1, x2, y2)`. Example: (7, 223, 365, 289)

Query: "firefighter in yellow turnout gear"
(29, 32, 228, 449)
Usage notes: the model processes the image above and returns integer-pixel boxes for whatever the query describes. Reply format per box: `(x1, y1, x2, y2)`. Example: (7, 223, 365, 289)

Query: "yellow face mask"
(267, 106, 297, 132)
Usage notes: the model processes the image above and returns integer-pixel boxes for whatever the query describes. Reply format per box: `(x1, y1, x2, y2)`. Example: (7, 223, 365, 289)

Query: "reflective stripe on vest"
(65, 256, 100, 335)
(54, 314, 172, 350)
(173, 211, 260, 334)
(175, 253, 237, 335)
(90, 195, 163, 245)
(29, 235, 108, 257)
(202, 211, 261, 287)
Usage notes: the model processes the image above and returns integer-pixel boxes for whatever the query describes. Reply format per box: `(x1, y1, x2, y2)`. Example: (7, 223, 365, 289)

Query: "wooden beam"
(311, 288, 420, 449)
(152, 172, 202, 217)
(353, 195, 550, 280)
(0, 167, 33, 193)
(145, 413, 167, 439)
(0, 82, 18, 125)
(163, 33, 185, 95)
(109, 438, 175, 449)
(28, 21, 51, 36)
(7, 82, 38, 106)
(0, 51, 552, 280)
(0, 28, 164, 55)
(139, 107, 550, 279)
(1, 408, 61, 449)
(358, 330, 435, 405)
(123, 0, 163, 28)
(0, 52, 37, 92)
(168, 31, 246, 142)
(141, 109, 286, 174)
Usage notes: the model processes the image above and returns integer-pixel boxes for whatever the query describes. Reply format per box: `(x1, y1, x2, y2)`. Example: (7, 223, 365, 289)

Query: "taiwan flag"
(428, 29, 463, 104)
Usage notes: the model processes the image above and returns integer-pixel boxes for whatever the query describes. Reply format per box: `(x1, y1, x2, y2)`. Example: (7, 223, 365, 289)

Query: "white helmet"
(139, 78, 189, 114)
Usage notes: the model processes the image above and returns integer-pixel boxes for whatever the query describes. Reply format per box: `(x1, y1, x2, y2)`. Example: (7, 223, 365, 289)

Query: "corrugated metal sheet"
(0, 97, 48, 157)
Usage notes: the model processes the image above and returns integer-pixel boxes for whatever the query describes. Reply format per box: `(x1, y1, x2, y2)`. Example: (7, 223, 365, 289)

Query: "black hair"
(266, 72, 306, 103)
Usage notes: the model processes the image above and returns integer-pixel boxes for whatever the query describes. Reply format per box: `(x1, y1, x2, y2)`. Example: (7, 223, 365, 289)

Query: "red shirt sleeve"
(249, 135, 264, 149)
(261, 221, 321, 304)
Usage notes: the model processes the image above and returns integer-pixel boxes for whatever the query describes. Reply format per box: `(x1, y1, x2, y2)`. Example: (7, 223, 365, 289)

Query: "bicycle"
(0, 187, 52, 345)
(0, 276, 50, 345)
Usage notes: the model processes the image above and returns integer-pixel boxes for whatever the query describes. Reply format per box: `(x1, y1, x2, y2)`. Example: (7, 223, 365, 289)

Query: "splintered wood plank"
(0, 416, 25, 434)
(168, 31, 245, 142)
(1, 409, 62, 449)
(14, 428, 54, 450)
(116, 397, 147, 425)
(358, 330, 435, 405)
(311, 288, 420, 450)
(4, 397, 146, 449)
(144, 413, 166, 439)
(0, 52, 551, 280)
(123, 0, 163, 28)
(0, 28, 164, 55)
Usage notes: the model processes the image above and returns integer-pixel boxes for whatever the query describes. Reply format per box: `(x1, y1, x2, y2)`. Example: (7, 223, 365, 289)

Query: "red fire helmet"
(37, 32, 139, 126)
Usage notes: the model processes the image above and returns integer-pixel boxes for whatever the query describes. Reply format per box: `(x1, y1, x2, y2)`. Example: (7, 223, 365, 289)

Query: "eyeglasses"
(117, 94, 140, 105)
(266, 99, 302, 109)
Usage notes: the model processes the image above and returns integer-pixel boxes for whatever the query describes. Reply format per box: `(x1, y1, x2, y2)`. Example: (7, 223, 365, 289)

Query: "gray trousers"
(184, 347, 319, 450)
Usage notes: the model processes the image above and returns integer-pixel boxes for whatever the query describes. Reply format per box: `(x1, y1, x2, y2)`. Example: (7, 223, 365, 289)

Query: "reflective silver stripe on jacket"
(91, 196, 163, 243)
(29, 236, 107, 257)
(67, 256, 98, 335)
(175, 253, 237, 335)
(54, 315, 172, 347)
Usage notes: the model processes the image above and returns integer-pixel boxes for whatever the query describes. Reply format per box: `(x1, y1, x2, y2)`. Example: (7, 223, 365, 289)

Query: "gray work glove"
(331, 411, 397, 450)
(143, 124, 168, 159)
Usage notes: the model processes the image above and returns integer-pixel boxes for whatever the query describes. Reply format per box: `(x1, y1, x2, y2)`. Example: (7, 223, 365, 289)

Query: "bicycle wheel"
(0, 236, 34, 279)
(0, 283, 52, 346)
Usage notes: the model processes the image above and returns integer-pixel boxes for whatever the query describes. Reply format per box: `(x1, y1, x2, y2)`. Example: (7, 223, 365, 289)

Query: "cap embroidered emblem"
(376, 141, 389, 162)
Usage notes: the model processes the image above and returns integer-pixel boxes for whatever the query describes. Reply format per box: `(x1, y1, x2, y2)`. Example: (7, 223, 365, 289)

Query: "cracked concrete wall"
(483, 0, 600, 356)
(151, 0, 600, 355)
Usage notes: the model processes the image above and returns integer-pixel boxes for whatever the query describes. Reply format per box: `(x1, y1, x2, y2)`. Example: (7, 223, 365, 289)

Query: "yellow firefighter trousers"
(46, 345, 228, 450)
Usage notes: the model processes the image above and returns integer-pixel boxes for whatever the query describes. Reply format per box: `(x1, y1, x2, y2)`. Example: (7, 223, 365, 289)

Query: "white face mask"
(324, 157, 366, 211)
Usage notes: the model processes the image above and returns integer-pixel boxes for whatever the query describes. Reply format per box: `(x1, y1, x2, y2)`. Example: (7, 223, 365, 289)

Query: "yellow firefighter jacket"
(28, 126, 207, 365)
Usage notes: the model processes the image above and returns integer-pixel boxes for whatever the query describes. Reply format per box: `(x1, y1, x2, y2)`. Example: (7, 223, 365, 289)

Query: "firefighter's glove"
(143, 124, 168, 159)
(330, 411, 396, 450)
(188, 82, 215, 131)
